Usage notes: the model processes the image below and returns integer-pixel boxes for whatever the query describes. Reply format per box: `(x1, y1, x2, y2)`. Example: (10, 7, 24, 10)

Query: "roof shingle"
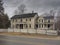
(11, 13, 37, 19)
(43, 16, 54, 19)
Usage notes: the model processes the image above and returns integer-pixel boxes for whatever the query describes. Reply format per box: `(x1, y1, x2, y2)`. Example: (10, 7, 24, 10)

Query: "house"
(11, 13, 38, 29)
(36, 15, 54, 30)
(11, 13, 54, 30)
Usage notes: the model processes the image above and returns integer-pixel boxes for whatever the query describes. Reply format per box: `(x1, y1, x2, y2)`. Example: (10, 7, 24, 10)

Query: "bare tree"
(55, 10, 60, 30)
(14, 10, 19, 15)
(14, 4, 26, 15)
(48, 10, 57, 30)
(18, 4, 26, 14)
(55, 20, 60, 30)
(49, 9, 55, 16)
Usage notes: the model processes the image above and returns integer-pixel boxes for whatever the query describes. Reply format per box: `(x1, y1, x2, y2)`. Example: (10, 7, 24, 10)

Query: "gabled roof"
(40, 13, 54, 19)
(43, 16, 54, 19)
(11, 13, 37, 19)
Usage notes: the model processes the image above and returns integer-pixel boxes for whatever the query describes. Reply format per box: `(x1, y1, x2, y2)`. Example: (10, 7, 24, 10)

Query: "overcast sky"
(3, 0, 60, 18)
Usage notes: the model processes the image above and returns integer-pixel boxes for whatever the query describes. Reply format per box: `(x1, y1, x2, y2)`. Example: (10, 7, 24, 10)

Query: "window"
(42, 24, 43, 28)
(26, 19, 27, 21)
(21, 19, 22, 22)
(29, 18, 31, 21)
(35, 24, 38, 28)
(48, 24, 50, 28)
(42, 20, 43, 23)
(20, 24, 23, 29)
(29, 24, 31, 28)
(44, 24, 46, 27)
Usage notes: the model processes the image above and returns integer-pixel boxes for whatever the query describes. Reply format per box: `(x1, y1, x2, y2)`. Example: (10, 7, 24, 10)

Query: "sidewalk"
(0, 32, 60, 40)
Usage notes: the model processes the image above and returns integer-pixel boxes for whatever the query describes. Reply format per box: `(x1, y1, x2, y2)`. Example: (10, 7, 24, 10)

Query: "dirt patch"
(0, 32, 58, 38)
(0, 32, 60, 40)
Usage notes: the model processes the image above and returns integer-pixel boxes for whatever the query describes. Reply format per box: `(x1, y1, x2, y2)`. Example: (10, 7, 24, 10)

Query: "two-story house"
(11, 13, 54, 30)
(11, 13, 38, 29)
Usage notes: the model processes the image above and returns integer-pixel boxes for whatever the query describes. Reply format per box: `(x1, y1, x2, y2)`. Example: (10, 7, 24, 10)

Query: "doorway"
(20, 24, 23, 29)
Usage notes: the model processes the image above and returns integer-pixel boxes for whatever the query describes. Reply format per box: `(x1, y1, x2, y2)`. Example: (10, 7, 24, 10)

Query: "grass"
(0, 32, 58, 38)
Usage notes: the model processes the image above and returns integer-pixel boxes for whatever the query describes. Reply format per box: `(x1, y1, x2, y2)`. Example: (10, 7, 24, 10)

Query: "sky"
(3, 0, 60, 18)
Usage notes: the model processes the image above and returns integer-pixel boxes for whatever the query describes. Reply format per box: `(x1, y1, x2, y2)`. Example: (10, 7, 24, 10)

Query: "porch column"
(38, 24, 39, 29)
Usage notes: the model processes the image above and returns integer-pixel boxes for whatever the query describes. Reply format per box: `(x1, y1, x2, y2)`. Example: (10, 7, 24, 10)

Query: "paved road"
(0, 35, 60, 45)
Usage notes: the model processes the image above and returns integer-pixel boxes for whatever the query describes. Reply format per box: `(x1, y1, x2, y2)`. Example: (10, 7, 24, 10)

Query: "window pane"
(29, 24, 31, 28)
(30, 18, 31, 21)
(42, 20, 43, 23)
(26, 19, 27, 21)
(42, 24, 43, 28)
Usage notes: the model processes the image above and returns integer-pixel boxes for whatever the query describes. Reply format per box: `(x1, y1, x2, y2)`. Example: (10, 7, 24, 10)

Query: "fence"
(0, 29, 58, 35)
(0, 29, 8, 32)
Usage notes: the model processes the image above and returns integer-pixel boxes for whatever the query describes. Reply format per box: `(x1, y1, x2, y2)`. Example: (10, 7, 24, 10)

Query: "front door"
(20, 24, 23, 29)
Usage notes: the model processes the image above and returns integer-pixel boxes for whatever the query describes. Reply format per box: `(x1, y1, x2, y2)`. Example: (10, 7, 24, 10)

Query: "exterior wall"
(36, 16, 45, 29)
(11, 15, 54, 30)
(44, 19, 54, 30)
(11, 19, 17, 28)
(11, 17, 36, 29)
(36, 16, 54, 30)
